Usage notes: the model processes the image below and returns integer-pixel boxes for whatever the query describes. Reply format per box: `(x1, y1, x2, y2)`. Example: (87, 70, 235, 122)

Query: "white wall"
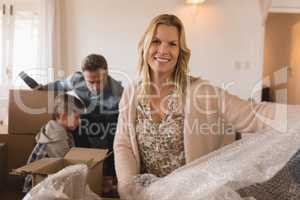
(61, 0, 265, 99)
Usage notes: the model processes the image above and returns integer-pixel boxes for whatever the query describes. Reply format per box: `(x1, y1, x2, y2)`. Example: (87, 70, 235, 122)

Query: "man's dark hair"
(81, 54, 108, 71)
(52, 93, 85, 120)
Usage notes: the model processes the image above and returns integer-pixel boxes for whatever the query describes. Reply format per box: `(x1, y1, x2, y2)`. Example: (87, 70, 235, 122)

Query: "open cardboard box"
(12, 147, 108, 195)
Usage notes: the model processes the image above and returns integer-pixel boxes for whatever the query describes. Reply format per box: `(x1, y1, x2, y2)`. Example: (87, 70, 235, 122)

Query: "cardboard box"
(12, 147, 108, 195)
(0, 134, 36, 187)
(8, 89, 59, 135)
(0, 143, 8, 188)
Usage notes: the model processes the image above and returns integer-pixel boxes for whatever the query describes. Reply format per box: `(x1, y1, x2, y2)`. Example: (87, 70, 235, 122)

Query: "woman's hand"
(119, 174, 159, 200)
(133, 173, 159, 187)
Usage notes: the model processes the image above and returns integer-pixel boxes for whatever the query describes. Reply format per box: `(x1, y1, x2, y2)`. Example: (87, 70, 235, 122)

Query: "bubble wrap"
(123, 107, 300, 200)
(23, 164, 102, 200)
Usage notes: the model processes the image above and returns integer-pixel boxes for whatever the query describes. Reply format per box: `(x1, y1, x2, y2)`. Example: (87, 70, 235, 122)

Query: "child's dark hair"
(81, 54, 108, 71)
(52, 93, 85, 120)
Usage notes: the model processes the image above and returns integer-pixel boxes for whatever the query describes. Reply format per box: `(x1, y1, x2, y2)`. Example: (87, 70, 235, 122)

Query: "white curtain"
(39, 0, 62, 82)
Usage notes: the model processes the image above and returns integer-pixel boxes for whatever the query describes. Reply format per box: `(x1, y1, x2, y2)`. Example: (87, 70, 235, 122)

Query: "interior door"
(263, 13, 300, 104)
(263, 13, 293, 104)
(288, 20, 300, 104)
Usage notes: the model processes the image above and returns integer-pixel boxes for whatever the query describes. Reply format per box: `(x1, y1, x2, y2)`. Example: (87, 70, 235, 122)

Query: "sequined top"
(136, 91, 185, 177)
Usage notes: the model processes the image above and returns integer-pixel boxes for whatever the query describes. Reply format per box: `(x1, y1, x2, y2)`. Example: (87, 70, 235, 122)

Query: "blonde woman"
(114, 14, 276, 199)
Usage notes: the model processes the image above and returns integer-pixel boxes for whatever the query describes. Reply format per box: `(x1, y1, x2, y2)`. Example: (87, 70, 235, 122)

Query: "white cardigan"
(114, 77, 275, 195)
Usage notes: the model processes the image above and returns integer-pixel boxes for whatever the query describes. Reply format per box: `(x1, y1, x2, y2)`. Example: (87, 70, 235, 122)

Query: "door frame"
(262, 0, 300, 103)
(270, 0, 300, 13)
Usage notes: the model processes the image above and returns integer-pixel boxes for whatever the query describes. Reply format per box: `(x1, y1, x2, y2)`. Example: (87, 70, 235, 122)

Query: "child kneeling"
(23, 93, 84, 193)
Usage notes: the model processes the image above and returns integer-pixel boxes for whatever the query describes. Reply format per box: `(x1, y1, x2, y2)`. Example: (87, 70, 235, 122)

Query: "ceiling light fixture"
(185, 0, 206, 5)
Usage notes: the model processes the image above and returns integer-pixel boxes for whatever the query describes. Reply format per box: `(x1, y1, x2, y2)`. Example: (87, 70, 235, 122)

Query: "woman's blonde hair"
(137, 14, 191, 97)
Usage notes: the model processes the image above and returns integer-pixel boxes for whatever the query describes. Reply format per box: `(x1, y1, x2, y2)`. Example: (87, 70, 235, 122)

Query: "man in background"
(23, 54, 123, 196)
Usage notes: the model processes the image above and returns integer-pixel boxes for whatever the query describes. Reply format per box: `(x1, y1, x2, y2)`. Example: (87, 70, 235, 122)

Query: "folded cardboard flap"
(13, 148, 108, 175)
(64, 147, 108, 168)
(12, 158, 61, 176)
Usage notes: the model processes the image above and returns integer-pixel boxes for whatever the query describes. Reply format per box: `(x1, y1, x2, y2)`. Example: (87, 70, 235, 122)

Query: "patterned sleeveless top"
(136, 91, 185, 177)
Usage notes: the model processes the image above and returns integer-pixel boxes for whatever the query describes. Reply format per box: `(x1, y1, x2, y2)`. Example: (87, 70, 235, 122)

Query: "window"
(13, 0, 41, 85)
(0, 0, 58, 132)
(0, 1, 6, 85)
(0, 0, 43, 88)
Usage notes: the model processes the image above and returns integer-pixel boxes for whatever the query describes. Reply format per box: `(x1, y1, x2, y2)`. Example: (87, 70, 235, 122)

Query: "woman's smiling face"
(147, 24, 180, 79)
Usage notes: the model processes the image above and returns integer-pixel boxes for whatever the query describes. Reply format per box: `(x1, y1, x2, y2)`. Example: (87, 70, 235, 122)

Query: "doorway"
(263, 13, 300, 105)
